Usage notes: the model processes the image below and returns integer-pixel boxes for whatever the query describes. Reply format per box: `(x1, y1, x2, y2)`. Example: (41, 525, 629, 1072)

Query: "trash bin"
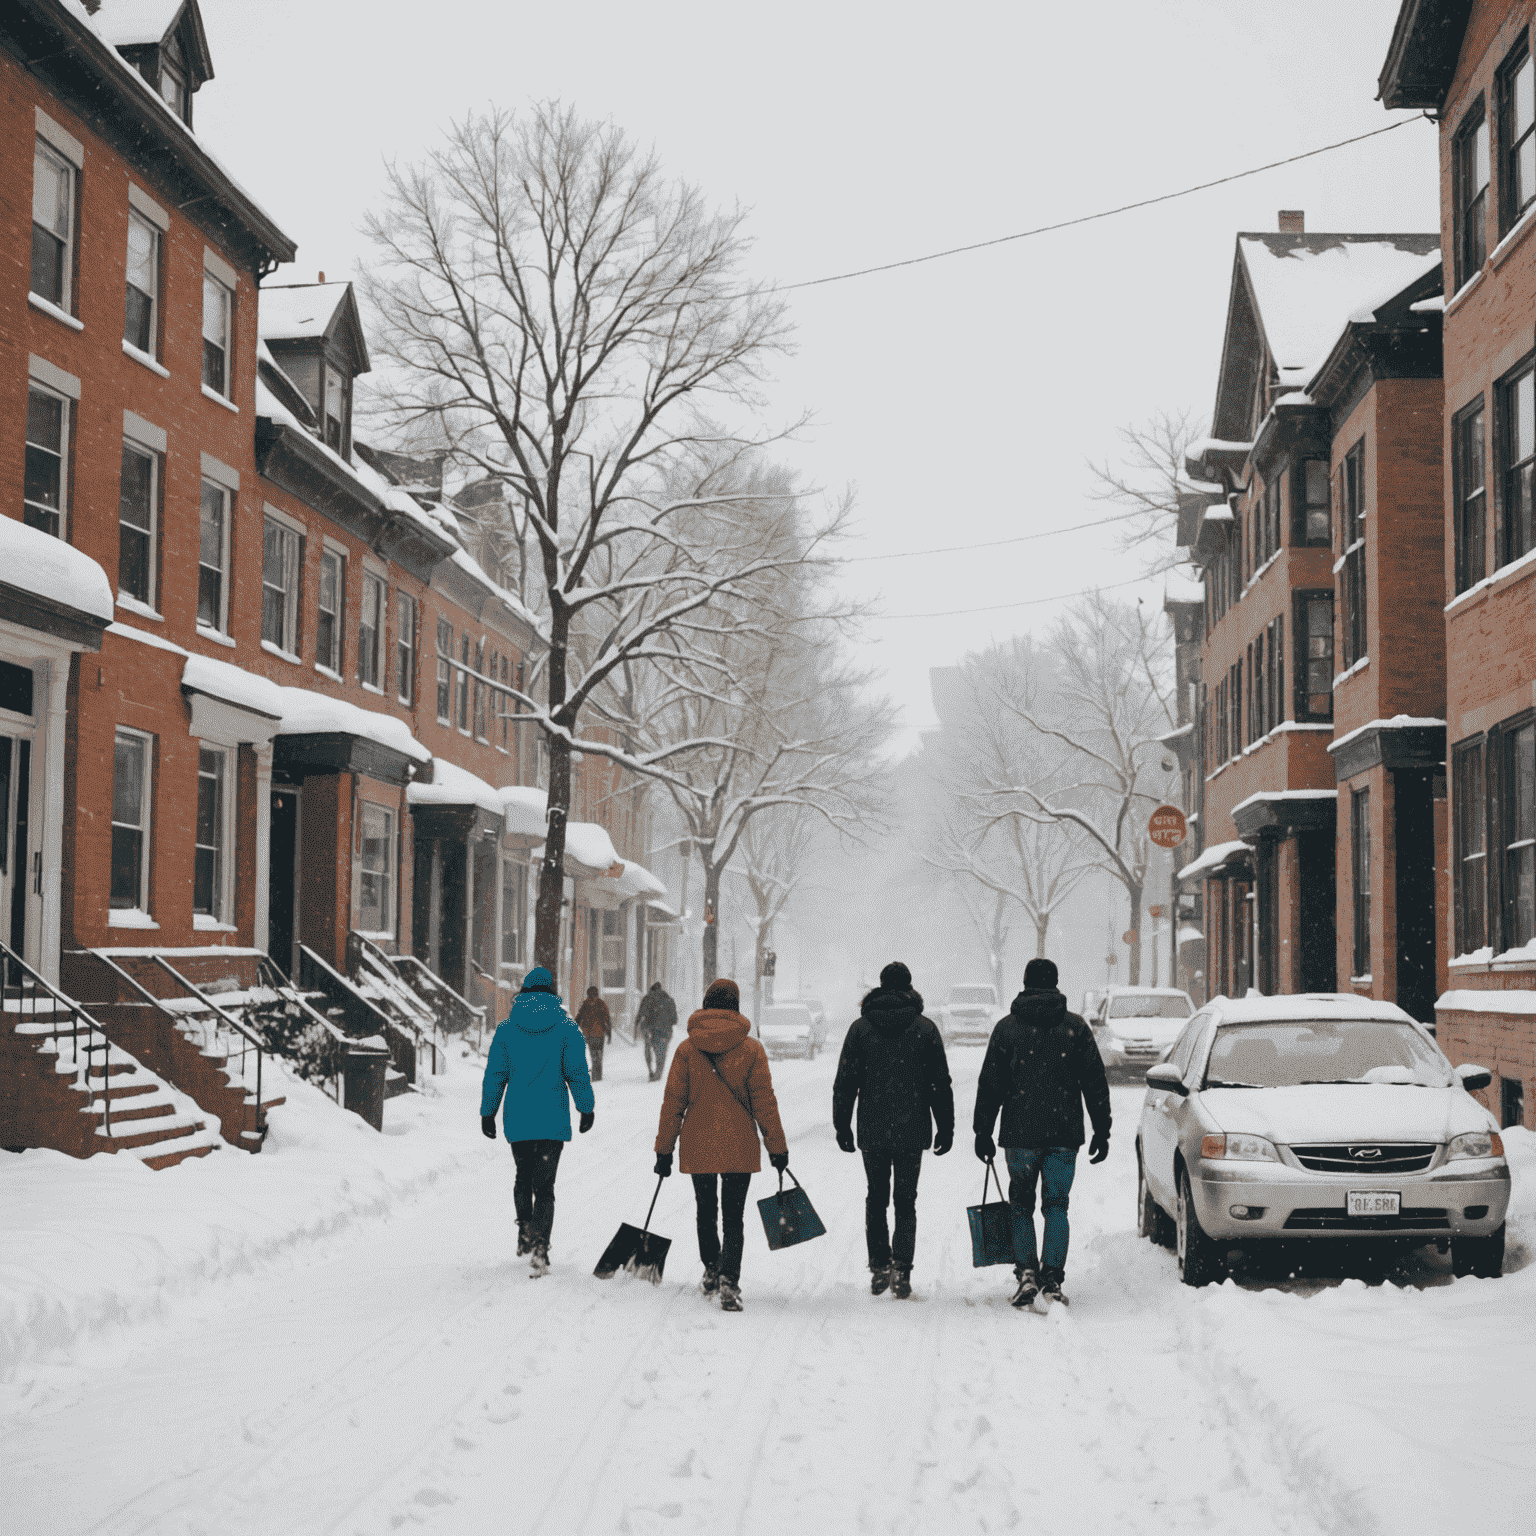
(343, 1046, 388, 1130)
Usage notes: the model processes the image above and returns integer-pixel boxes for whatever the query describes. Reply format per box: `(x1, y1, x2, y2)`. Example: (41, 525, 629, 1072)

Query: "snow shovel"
(593, 1176, 671, 1284)
(757, 1169, 827, 1250)
(967, 1158, 1015, 1268)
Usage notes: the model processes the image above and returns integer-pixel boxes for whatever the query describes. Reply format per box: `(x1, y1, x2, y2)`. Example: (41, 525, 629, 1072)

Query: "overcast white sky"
(202, 0, 1437, 753)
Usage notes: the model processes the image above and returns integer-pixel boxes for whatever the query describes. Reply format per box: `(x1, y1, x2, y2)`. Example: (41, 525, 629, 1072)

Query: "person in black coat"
(833, 961, 954, 1298)
(973, 956, 1111, 1309)
(635, 981, 679, 1082)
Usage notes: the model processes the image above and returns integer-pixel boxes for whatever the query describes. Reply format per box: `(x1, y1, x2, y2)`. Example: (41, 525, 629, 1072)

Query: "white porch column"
(253, 741, 273, 953)
(37, 652, 68, 987)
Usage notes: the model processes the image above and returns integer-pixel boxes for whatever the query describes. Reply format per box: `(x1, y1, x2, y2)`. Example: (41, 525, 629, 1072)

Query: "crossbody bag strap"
(699, 1046, 762, 1146)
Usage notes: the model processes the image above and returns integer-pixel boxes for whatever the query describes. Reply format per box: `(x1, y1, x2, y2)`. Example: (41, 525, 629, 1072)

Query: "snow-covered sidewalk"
(2, 1039, 1532, 1535)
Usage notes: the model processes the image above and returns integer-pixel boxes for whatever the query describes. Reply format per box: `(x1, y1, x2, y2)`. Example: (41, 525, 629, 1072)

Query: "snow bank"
(276, 685, 430, 762)
(0, 1054, 485, 1377)
(0, 515, 113, 623)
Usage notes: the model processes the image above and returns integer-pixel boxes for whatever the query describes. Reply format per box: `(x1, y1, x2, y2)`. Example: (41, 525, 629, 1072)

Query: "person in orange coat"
(654, 978, 788, 1311)
(575, 986, 612, 1081)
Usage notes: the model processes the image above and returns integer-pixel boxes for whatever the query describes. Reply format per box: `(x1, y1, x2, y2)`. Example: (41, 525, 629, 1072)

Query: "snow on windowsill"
(260, 639, 302, 667)
(108, 909, 158, 930)
(192, 916, 238, 933)
(197, 625, 235, 650)
(201, 385, 238, 414)
(361, 682, 384, 696)
(106, 621, 187, 657)
(1491, 202, 1536, 271)
(122, 339, 169, 378)
(1444, 265, 1485, 319)
(1242, 548, 1282, 594)
(28, 292, 84, 331)
(1332, 537, 1365, 576)
(1445, 542, 1536, 616)
(1333, 656, 1370, 688)
(1350, 975, 1373, 985)
(115, 594, 163, 623)
(1448, 947, 1494, 969)
(314, 663, 343, 683)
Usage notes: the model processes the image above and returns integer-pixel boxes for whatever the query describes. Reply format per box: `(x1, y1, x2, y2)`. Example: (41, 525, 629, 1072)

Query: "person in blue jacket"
(481, 966, 596, 1276)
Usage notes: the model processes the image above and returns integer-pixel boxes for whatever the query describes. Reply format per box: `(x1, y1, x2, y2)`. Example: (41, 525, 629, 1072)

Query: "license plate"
(1346, 1190, 1400, 1217)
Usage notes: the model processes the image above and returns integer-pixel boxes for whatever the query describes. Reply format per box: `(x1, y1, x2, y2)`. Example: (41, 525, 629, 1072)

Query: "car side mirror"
(1145, 1062, 1188, 1096)
(1455, 1063, 1493, 1092)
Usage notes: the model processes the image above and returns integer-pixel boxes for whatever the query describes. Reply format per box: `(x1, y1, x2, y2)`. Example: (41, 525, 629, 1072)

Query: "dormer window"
(260, 281, 370, 462)
(103, 1, 212, 131)
(324, 364, 349, 452)
(159, 60, 187, 120)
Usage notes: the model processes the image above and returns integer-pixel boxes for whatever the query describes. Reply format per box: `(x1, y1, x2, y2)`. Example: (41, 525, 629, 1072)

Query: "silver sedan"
(1135, 993, 1511, 1285)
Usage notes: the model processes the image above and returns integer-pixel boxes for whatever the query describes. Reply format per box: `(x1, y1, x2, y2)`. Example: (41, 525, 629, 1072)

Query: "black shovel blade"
(593, 1221, 647, 1279)
(623, 1231, 671, 1285)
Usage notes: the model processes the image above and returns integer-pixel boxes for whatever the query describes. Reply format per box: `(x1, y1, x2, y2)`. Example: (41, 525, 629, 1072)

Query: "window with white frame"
(202, 273, 232, 396)
(317, 547, 344, 672)
(31, 139, 73, 311)
(198, 479, 230, 632)
(457, 634, 471, 731)
(111, 729, 152, 911)
(474, 639, 488, 739)
(118, 441, 158, 607)
(262, 515, 301, 652)
(359, 572, 384, 688)
(436, 617, 452, 721)
(358, 802, 393, 934)
(124, 211, 159, 355)
(1504, 721, 1536, 949)
(193, 745, 229, 920)
(396, 593, 415, 705)
(24, 385, 68, 537)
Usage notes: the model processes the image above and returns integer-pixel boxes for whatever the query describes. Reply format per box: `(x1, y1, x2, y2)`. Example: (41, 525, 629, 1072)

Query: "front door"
(268, 787, 299, 977)
(0, 733, 32, 974)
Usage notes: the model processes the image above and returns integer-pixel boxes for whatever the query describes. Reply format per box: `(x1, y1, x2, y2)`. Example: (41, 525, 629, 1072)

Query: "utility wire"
(843, 508, 1145, 562)
(773, 117, 1426, 294)
(877, 573, 1151, 621)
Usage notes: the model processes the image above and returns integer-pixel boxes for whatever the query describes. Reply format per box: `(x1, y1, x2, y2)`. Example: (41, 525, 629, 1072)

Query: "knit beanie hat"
(879, 961, 912, 992)
(703, 978, 740, 1011)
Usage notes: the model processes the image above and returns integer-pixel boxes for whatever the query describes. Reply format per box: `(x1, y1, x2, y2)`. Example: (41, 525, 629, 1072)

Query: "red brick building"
(1382, 0, 1536, 1131)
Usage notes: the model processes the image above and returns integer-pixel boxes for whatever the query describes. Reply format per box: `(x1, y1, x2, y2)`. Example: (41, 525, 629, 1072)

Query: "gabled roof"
(260, 282, 371, 374)
(1210, 232, 1441, 441)
(1378, 0, 1474, 110)
(95, 0, 213, 87)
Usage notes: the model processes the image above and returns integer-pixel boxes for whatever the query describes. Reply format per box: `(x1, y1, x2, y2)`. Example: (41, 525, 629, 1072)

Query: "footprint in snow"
(414, 1489, 455, 1507)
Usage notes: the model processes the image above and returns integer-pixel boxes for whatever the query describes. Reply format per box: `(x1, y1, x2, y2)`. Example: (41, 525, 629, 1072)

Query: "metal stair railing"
(150, 956, 266, 1142)
(2, 939, 113, 1136)
(390, 952, 486, 1045)
(252, 956, 377, 1101)
(346, 932, 442, 1075)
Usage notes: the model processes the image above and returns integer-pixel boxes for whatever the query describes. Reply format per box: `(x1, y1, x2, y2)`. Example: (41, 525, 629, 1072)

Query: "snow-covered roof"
(275, 687, 430, 762)
(1, 514, 114, 623)
(406, 759, 503, 816)
(1239, 236, 1441, 378)
(500, 785, 548, 838)
(1230, 789, 1338, 817)
(93, 0, 187, 46)
(613, 860, 668, 900)
(1157, 722, 1195, 743)
(180, 654, 282, 719)
(1164, 569, 1205, 606)
(535, 821, 621, 876)
(1204, 992, 1417, 1026)
(1327, 715, 1447, 754)
(259, 283, 356, 344)
(1177, 839, 1250, 883)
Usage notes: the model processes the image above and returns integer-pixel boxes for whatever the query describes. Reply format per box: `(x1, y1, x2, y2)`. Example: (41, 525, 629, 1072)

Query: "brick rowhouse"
(1382, 0, 1536, 1131)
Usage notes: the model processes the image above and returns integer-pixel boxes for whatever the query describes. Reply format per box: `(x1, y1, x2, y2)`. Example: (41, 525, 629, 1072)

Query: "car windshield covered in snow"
(1108, 994, 1192, 1020)
(1203, 1019, 1453, 1089)
(946, 986, 996, 1006)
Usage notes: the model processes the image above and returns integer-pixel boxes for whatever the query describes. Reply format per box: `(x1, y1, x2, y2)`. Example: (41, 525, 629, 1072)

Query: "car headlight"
(1200, 1133, 1280, 1163)
(1446, 1130, 1505, 1161)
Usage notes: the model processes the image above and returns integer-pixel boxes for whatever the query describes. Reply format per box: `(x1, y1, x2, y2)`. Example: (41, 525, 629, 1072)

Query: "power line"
(774, 116, 1425, 295)
(843, 508, 1144, 563)
(876, 574, 1151, 621)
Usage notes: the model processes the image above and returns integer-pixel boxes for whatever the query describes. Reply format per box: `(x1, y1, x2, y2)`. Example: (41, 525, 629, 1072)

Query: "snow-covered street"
(3, 1037, 1532, 1536)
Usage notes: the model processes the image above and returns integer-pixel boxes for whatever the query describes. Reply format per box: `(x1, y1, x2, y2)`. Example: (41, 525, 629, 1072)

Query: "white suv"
(935, 984, 999, 1045)
(1092, 987, 1195, 1079)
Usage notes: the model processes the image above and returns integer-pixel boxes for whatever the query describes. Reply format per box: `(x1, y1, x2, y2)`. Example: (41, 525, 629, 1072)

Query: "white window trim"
(359, 570, 386, 690)
(28, 353, 80, 400)
(34, 108, 83, 167)
(123, 409, 166, 454)
(264, 501, 307, 536)
(193, 741, 236, 924)
(317, 545, 345, 674)
(396, 592, 416, 705)
(201, 384, 239, 413)
(31, 137, 77, 317)
(357, 802, 396, 937)
(24, 378, 71, 540)
(201, 270, 234, 401)
(118, 436, 159, 610)
(28, 292, 83, 331)
(199, 451, 240, 492)
(124, 209, 160, 360)
(123, 339, 170, 378)
(198, 478, 232, 636)
(127, 182, 169, 230)
(203, 246, 239, 289)
(262, 514, 302, 656)
(111, 726, 154, 917)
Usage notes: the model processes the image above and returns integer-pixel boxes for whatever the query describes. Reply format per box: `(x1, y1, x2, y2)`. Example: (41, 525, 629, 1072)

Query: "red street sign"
(1123, 929, 1139, 945)
(1148, 805, 1188, 849)
(1105, 955, 1118, 967)
(1149, 904, 1164, 918)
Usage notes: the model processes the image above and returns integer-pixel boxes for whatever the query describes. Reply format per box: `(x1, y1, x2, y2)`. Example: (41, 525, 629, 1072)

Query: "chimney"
(1278, 210, 1305, 235)
(318, 271, 326, 283)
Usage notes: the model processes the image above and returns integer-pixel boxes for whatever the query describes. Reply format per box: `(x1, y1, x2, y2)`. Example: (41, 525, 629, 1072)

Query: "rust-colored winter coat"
(576, 995, 611, 1044)
(655, 1009, 788, 1174)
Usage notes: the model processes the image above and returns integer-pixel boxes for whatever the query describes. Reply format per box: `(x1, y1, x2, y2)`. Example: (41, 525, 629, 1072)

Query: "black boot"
(516, 1222, 532, 1257)
(1010, 1267, 1039, 1308)
(891, 1266, 912, 1299)
(1036, 1267, 1067, 1307)
(718, 1276, 743, 1312)
(701, 1264, 720, 1296)
(870, 1264, 892, 1296)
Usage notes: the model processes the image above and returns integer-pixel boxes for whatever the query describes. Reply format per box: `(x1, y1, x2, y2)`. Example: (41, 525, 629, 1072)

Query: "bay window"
(1297, 457, 1330, 546)
(1294, 590, 1333, 723)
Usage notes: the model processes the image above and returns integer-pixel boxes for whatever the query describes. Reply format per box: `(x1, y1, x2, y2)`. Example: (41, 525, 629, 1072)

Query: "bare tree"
(1087, 408, 1206, 573)
(972, 594, 1175, 984)
(364, 102, 823, 972)
(733, 807, 818, 1021)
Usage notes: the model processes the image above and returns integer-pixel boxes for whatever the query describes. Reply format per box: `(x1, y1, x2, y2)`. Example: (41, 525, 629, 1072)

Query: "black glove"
(769, 1151, 789, 1172)
(579, 1111, 595, 1135)
(933, 1132, 953, 1156)
(1089, 1131, 1109, 1165)
(654, 1152, 672, 1177)
(836, 1128, 856, 1153)
(481, 1115, 497, 1140)
(975, 1132, 996, 1162)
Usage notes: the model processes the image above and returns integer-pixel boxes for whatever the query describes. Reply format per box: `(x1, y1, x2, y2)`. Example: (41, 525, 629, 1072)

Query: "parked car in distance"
(1092, 986, 1195, 1079)
(1135, 992, 1510, 1286)
(1081, 990, 1104, 1027)
(760, 1001, 821, 1059)
(935, 983, 1000, 1045)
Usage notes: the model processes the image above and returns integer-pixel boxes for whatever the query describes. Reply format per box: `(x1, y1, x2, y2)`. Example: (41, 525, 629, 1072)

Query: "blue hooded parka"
(480, 968, 596, 1142)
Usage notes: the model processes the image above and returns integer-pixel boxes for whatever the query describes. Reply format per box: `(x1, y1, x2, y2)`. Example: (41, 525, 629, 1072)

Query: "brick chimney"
(1279, 210, 1305, 234)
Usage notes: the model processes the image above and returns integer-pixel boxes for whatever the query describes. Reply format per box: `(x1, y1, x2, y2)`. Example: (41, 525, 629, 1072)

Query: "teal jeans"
(1004, 1146, 1077, 1272)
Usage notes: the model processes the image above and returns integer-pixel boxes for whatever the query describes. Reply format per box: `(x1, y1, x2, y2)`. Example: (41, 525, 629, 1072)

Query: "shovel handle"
(641, 1173, 664, 1234)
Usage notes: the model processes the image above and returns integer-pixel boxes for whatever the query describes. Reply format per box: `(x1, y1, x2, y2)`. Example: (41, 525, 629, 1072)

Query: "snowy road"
(3, 1036, 1532, 1536)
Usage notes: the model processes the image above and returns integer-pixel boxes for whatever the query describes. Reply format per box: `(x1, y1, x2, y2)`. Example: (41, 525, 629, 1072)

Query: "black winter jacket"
(972, 988, 1111, 1150)
(635, 987, 678, 1036)
(833, 988, 955, 1153)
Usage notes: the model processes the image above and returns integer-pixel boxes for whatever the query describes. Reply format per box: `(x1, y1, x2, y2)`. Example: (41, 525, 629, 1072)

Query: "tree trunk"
(1035, 916, 1050, 959)
(700, 858, 722, 981)
(533, 733, 571, 973)
(1126, 879, 1144, 986)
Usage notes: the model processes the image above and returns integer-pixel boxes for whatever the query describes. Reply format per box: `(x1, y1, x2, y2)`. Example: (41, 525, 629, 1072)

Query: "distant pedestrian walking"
(635, 980, 678, 1082)
(973, 957, 1110, 1309)
(653, 978, 788, 1312)
(833, 961, 954, 1299)
(481, 966, 596, 1276)
(576, 986, 612, 1082)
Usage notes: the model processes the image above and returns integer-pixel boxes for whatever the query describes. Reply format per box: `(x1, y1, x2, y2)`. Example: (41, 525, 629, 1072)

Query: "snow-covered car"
(936, 984, 999, 1045)
(760, 1002, 820, 1059)
(1135, 993, 1511, 1286)
(1092, 986, 1194, 1078)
